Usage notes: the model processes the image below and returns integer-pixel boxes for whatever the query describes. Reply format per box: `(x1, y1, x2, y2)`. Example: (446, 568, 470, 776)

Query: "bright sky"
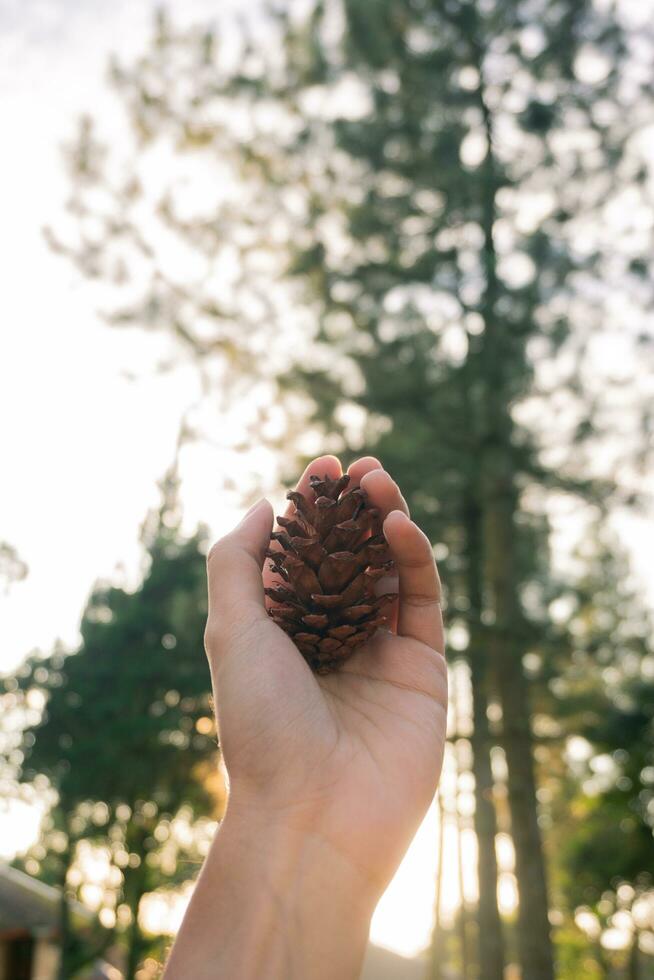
(1, 0, 653, 963)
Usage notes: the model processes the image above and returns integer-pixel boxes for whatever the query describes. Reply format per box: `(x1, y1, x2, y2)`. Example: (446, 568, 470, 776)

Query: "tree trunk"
(628, 931, 640, 980)
(471, 43, 555, 978)
(455, 814, 470, 980)
(482, 468, 554, 980)
(452, 671, 472, 980)
(425, 790, 446, 980)
(124, 875, 147, 980)
(468, 650, 505, 980)
(56, 832, 75, 980)
(496, 652, 553, 980)
(465, 498, 505, 980)
(123, 828, 149, 980)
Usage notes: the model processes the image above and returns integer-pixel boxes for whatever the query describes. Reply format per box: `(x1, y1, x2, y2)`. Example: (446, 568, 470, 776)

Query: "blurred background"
(1, 0, 653, 977)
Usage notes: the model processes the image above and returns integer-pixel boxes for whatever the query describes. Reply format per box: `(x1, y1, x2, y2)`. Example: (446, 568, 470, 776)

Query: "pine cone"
(265, 474, 396, 674)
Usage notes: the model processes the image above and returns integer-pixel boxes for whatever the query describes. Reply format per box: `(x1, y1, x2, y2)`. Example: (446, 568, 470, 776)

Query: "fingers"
(355, 468, 406, 631)
(346, 456, 383, 488)
(359, 468, 410, 519)
(382, 510, 444, 653)
(206, 499, 274, 652)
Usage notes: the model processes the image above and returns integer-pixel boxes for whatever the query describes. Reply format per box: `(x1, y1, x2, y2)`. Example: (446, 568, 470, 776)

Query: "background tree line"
(2, 470, 225, 978)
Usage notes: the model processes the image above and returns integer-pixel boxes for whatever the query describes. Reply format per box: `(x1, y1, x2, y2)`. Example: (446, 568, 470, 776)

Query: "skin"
(164, 456, 447, 979)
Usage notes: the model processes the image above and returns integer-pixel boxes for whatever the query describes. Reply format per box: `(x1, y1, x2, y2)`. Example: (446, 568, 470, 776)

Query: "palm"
(208, 456, 446, 891)
(216, 608, 446, 890)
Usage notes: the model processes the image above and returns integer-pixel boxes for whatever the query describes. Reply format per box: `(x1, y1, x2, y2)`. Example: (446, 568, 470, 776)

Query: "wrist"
(223, 790, 383, 907)
(165, 796, 378, 980)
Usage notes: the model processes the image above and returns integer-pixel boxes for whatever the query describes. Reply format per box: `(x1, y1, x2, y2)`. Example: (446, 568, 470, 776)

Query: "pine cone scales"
(265, 474, 396, 674)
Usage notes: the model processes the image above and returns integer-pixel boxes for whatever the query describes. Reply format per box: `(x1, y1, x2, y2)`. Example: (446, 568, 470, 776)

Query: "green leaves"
(4, 504, 222, 974)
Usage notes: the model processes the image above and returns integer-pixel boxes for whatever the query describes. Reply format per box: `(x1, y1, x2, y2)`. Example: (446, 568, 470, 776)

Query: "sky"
(0, 0, 653, 963)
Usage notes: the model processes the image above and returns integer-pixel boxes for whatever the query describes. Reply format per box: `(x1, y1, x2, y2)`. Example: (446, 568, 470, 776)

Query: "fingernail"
(386, 509, 410, 523)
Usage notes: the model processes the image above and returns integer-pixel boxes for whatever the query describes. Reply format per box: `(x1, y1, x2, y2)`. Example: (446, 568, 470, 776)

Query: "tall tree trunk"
(468, 659, 504, 980)
(125, 901, 145, 980)
(482, 466, 554, 980)
(56, 829, 75, 980)
(473, 45, 555, 980)
(496, 659, 553, 980)
(452, 666, 472, 980)
(425, 790, 446, 980)
(124, 873, 147, 980)
(465, 498, 505, 980)
(123, 828, 149, 980)
(628, 931, 640, 980)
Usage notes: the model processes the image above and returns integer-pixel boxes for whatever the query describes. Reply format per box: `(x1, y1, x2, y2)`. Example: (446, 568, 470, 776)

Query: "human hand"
(165, 456, 447, 979)
(205, 455, 447, 897)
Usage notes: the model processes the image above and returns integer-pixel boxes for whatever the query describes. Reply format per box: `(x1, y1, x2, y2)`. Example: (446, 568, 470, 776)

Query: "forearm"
(164, 800, 378, 980)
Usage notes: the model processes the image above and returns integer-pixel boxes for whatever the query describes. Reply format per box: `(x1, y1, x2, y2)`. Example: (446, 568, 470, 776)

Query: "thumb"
(206, 499, 274, 639)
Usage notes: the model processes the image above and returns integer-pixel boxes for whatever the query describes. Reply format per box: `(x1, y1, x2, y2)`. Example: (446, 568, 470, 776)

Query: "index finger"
(382, 510, 444, 653)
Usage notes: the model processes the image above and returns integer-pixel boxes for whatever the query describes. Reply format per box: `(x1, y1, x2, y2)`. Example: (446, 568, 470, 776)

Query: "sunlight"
(0, 801, 45, 860)
(370, 801, 439, 956)
(141, 886, 193, 937)
(370, 783, 518, 956)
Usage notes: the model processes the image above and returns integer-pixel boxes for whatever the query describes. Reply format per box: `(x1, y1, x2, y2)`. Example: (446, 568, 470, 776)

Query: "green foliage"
(554, 923, 605, 980)
(15, 532, 215, 818)
(538, 527, 654, 958)
(3, 478, 220, 977)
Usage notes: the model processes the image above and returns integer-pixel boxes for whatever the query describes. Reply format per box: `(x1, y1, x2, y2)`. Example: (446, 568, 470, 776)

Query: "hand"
(207, 455, 447, 895)
(165, 456, 447, 980)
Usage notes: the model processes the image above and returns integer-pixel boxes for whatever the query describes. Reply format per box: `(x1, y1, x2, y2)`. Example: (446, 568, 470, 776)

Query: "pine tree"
(3, 476, 222, 979)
